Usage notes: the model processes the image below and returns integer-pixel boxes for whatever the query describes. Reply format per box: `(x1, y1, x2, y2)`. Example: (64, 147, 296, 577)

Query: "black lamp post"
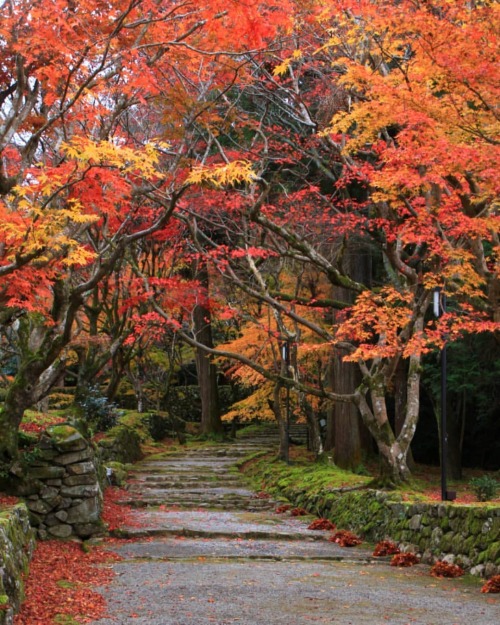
(433, 288, 456, 502)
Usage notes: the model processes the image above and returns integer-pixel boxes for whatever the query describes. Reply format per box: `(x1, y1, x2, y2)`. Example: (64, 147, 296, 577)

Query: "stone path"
(90, 430, 499, 625)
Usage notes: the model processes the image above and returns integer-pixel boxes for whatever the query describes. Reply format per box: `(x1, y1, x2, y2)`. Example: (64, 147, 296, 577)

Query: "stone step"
(124, 501, 277, 512)
(110, 536, 373, 563)
(130, 477, 243, 487)
(108, 507, 340, 545)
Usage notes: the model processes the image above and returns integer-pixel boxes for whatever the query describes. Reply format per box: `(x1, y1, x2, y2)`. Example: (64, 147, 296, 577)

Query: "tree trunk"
(394, 359, 416, 471)
(194, 301, 222, 437)
(270, 381, 288, 461)
(299, 393, 323, 458)
(331, 351, 365, 470)
(353, 330, 424, 485)
(327, 240, 372, 469)
(0, 355, 63, 464)
(356, 388, 412, 485)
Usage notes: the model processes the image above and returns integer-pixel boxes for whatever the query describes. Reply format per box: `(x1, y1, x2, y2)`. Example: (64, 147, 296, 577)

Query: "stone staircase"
(123, 427, 280, 513)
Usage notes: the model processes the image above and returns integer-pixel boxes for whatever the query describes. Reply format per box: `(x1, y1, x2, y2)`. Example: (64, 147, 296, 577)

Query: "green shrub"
(469, 475, 499, 502)
(77, 385, 120, 432)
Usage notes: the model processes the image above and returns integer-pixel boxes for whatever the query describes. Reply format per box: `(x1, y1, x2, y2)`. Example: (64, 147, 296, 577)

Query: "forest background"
(0, 0, 499, 487)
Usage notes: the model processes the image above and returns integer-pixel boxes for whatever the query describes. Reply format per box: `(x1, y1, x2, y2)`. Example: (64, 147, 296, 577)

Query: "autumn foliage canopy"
(0, 1, 498, 481)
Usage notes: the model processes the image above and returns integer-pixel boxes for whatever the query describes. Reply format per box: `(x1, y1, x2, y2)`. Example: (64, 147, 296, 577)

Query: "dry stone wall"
(0, 504, 35, 625)
(22, 425, 104, 539)
(276, 485, 500, 576)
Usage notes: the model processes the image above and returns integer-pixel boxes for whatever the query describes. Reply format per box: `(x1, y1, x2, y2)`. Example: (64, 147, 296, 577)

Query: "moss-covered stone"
(0, 504, 35, 625)
(241, 458, 500, 576)
(97, 425, 143, 464)
(486, 542, 500, 564)
(104, 461, 128, 486)
(45, 425, 87, 451)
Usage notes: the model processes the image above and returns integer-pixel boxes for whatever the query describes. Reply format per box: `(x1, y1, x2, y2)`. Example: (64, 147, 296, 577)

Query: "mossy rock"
(486, 541, 500, 564)
(45, 425, 86, 451)
(97, 426, 143, 464)
(104, 462, 128, 486)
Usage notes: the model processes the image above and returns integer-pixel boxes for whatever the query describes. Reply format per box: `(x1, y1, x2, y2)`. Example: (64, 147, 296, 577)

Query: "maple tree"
(160, 0, 499, 483)
(0, 0, 294, 464)
(0, 0, 498, 485)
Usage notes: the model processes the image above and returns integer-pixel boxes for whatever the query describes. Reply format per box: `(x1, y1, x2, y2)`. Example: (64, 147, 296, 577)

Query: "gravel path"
(88, 430, 499, 625)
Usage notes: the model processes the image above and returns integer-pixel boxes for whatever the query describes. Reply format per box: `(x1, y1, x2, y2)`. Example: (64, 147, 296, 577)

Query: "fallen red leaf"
(275, 504, 291, 514)
(14, 540, 121, 625)
(390, 552, 419, 567)
(329, 530, 362, 547)
(430, 561, 464, 578)
(481, 575, 500, 593)
(308, 518, 336, 531)
(373, 540, 400, 557)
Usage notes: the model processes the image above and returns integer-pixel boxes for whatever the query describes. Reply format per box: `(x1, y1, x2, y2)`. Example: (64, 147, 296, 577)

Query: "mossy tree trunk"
(0, 346, 68, 465)
(0, 282, 82, 467)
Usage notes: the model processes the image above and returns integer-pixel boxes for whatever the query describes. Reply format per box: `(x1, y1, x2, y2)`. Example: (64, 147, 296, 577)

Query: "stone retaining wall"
(21, 425, 104, 539)
(0, 504, 35, 625)
(277, 485, 500, 576)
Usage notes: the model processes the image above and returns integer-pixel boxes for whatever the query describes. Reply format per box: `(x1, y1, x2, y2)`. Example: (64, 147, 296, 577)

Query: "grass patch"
(241, 452, 370, 496)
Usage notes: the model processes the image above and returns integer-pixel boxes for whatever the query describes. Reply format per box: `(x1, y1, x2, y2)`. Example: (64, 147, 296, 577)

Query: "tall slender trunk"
(194, 309, 222, 436)
(270, 380, 288, 461)
(193, 263, 222, 436)
(299, 393, 323, 458)
(355, 347, 422, 483)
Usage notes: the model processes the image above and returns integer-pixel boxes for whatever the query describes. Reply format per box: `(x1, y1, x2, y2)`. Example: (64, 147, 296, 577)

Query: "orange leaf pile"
(373, 540, 400, 557)
(102, 487, 139, 531)
(14, 540, 121, 625)
(430, 561, 465, 578)
(481, 575, 500, 594)
(308, 518, 336, 531)
(253, 491, 271, 499)
(390, 552, 419, 567)
(290, 507, 308, 517)
(275, 504, 291, 514)
(329, 530, 362, 547)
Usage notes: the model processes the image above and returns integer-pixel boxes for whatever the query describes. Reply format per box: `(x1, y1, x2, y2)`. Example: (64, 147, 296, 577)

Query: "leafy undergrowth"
(14, 541, 121, 625)
(19, 411, 66, 436)
(398, 465, 500, 505)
